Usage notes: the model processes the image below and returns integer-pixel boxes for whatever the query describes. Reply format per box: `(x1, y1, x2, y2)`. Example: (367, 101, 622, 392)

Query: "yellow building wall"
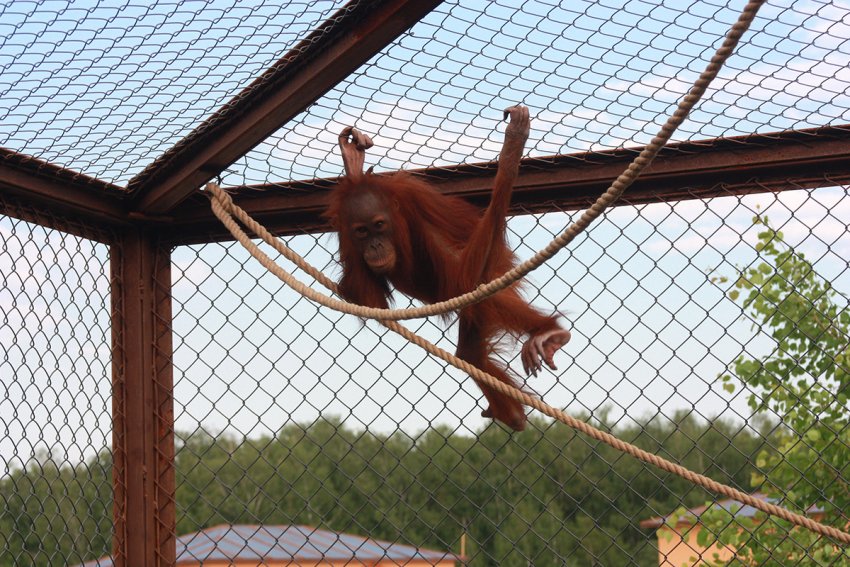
(654, 524, 734, 567)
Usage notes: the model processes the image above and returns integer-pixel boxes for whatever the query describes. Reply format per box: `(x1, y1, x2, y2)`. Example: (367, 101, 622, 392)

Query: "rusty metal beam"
(160, 125, 850, 245)
(129, 0, 444, 215)
(4, 122, 849, 245)
(111, 230, 175, 567)
(0, 148, 129, 237)
(0, 194, 117, 244)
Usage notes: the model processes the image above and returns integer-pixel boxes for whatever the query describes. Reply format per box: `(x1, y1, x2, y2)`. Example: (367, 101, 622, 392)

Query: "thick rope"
(208, 0, 765, 322)
(208, 183, 850, 545)
(206, 0, 850, 545)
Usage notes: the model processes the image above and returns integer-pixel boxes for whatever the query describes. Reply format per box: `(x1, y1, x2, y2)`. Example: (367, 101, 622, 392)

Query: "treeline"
(1, 412, 773, 566)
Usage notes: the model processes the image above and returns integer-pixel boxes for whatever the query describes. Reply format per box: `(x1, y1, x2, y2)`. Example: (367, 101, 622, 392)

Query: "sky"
(1, 1, 849, 183)
(165, 184, 850, 444)
(1, 0, 849, 470)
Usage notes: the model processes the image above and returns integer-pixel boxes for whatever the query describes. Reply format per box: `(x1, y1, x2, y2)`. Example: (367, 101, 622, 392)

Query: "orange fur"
(326, 172, 561, 431)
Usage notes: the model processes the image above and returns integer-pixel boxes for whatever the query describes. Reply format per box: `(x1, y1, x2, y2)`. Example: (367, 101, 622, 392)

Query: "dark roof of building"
(640, 494, 824, 529)
(80, 524, 459, 566)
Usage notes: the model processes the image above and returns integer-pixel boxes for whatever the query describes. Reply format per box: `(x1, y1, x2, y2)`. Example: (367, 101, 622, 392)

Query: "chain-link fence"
(2, 0, 850, 566)
(0, 195, 114, 566)
(167, 177, 850, 566)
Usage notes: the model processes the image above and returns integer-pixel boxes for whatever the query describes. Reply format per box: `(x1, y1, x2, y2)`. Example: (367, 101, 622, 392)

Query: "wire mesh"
(0, 0, 348, 186)
(170, 177, 850, 566)
(2, 2, 848, 188)
(228, 0, 850, 188)
(0, 196, 114, 566)
(1, 0, 850, 566)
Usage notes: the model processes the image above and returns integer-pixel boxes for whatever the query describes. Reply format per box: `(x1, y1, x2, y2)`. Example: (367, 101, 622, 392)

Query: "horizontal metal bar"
(0, 149, 129, 240)
(160, 124, 850, 245)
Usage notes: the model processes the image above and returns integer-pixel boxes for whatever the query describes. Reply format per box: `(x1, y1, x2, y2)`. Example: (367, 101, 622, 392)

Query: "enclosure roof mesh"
(1, 0, 849, 193)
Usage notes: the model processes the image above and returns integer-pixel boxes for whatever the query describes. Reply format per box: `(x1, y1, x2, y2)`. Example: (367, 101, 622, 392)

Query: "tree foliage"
(701, 216, 850, 566)
(0, 450, 112, 567)
(2, 412, 766, 566)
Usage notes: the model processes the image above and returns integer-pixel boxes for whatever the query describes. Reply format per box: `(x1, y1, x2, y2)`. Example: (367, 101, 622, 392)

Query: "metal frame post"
(111, 229, 175, 567)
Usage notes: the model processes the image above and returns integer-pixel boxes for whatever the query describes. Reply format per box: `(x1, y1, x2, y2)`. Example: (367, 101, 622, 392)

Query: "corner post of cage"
(110, 227, 176, 566)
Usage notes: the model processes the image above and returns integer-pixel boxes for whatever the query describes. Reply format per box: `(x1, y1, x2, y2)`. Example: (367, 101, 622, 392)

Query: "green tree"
(0, 450, 112, 567)
(0, 408, 767, 566)
(702, 216, 850, 565)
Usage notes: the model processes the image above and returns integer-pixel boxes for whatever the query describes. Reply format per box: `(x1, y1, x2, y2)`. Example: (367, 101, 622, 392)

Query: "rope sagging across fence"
(203, 0, 850, 548)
